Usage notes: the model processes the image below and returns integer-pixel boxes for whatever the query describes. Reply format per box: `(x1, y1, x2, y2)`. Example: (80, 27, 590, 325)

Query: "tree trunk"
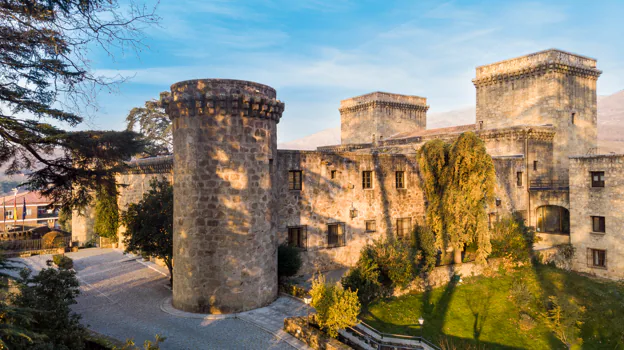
(165, 259, 173, 288)
(453, 248, 463, 264)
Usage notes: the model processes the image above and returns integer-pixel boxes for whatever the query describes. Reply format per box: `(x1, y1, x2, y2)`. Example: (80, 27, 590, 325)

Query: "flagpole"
(22, 197, 25, 235)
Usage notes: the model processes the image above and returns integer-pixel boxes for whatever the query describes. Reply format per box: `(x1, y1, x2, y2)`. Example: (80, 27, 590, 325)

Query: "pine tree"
(0, 0, 158, 209)
(443, 132, 496, 263)
(126, 98, 173, 156)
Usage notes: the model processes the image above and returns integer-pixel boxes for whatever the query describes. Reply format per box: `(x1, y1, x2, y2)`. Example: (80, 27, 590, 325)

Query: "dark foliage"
(0, 0, 159, 209)
(11, 267, 86, 349)
(413, 225, 437, 273)
(126, 98, 172, 156)
(121, 179, 173, 285)
(94, 183, 119, 240)
(52, 254, 73, 269)
(277, 243, 302, 278)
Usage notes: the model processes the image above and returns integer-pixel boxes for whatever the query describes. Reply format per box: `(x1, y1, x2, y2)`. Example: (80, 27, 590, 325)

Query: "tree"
(310, 274, 360, 338)
(121, 178, 173, 285)
(442, 132, 496, 263)
(94, 183, 119, 241)
(58, 205, 72, 232)
(126, 98, 173, 156)
(0, 0, 159, 210)
(10, 267, 86, 349)
(277, 243, 302, 278)
(417, 139, 450, 251)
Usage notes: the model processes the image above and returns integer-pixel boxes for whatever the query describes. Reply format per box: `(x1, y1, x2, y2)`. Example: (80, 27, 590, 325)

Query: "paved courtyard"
(13, 248, 312, 350)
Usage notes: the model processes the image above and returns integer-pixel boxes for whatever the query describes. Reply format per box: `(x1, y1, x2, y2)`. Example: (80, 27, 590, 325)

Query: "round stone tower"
(162, 79, 284, 313)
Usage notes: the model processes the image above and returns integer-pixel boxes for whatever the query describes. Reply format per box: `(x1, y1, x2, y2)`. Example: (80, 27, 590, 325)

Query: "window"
(327, 223, 346, 248)
(288, 226, 307, 250)
(362, 171, 373, 189)
(5, 210, 12, 219)
(330, 170, 337, 179)
(396, 218, 412, 240)
(589, 249, 606, 268)
(591, 171, 605, 187)
(533, 161, 538, 171)
(571, 112, 575, 125)
(516, 172, 523, 187)
(536, 205, 570, 234)
(26, 208, 32, 216)
(478, 120, 484, 129)
(365, 220, 376, 232)
(396, 171, 405, 189)
(288, 170, 302, 190)
(591, 216, 605, 233)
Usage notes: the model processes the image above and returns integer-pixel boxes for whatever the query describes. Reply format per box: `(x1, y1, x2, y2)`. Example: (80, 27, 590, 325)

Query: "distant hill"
(278, 91, 624, 153)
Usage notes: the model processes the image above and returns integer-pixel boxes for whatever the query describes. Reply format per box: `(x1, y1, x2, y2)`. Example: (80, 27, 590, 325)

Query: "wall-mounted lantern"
(495, 198, 502, 207)
(349, 203, 358, 219)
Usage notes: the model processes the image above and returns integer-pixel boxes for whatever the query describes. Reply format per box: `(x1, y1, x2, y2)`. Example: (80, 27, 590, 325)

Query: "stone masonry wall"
(570, 154, 624, 280)
(276, 150, 425, 274)
(163, 79, 283, 313)
(340, 92, 428, 145)
(474, 49, 601, 181)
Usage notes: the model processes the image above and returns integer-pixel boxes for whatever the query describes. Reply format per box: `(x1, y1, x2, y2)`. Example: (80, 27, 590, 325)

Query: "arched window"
(536, 205, 570, 234)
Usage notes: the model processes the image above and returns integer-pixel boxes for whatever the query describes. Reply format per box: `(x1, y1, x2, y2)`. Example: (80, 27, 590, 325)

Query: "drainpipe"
(525, 128, 531, 229)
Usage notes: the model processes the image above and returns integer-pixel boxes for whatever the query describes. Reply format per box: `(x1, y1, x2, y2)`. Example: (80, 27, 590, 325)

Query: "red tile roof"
(0, 190, 52, 206)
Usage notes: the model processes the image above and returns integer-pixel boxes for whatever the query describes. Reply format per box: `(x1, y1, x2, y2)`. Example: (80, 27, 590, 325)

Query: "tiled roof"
(0, 190, 52, 206)
(388, 124, 476, 140)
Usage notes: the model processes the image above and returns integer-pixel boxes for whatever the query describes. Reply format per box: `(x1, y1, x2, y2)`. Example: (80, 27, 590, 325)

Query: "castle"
(72, 49, 624, 314)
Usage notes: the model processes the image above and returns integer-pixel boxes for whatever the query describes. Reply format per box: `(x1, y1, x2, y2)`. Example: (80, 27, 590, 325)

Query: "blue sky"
(88, 0, 624, 143)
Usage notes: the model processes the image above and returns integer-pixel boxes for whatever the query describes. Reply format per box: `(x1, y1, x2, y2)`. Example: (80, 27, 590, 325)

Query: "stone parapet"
(124, 155, 173, 174)
(161, 79, 284, 122)
(474, 49, 601, 87)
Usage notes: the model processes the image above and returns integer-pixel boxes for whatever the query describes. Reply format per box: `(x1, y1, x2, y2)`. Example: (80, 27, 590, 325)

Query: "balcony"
(529, 179, 569, 191)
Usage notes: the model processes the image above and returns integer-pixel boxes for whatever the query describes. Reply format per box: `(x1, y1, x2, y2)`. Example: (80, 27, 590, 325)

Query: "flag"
(13, 193, 17, 223)
(22, 197, 26, 220)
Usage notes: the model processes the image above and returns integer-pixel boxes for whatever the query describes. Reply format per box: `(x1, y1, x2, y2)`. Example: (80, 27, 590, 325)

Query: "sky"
(88, 0, 624, 143)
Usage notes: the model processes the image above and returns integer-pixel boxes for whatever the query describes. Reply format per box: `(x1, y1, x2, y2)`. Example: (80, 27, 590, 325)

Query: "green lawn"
(361, 265, 624, 349)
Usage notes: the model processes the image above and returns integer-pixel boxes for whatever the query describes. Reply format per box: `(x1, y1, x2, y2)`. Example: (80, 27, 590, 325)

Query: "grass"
(360, 264, 624, 349)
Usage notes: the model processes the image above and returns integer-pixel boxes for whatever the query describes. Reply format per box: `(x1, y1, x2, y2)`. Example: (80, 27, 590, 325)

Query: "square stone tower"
(340, 92, 428, 144)
(473, 49, 601, 180)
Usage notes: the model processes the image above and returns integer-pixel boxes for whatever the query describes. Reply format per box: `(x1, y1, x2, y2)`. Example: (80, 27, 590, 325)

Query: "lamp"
(303, 295, 312, 323)
(418, 317, 424, 343)
(349, 203, 358, 219)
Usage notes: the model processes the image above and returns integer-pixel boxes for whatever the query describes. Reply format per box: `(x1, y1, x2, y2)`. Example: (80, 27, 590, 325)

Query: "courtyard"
(13, 248, 311, 350)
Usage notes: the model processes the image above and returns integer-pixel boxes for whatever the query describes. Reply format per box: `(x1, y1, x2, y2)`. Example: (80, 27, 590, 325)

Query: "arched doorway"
(536, 205, 570, 234)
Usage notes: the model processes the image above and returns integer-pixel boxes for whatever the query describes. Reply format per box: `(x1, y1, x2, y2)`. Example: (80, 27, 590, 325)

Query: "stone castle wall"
(569, 154, 624, 280)
(163, 79, 283, 313)
(474, 49, 601, 181)
(275, 150, 425, 274)
(340, 92, 428, 144)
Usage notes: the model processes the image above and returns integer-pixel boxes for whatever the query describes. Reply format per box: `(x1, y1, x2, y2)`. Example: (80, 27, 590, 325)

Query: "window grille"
(396, 171, 406, 189)
(327, 222, 346, 248)
(288, 170, 302, 190)
(362, 171, 373, 189)
(288, 226, 307, 250)
(365, 220, 376, 232)
(587, 248, 606, 268)
(396, 218, 412, 240)
(591, 171, 605, 187)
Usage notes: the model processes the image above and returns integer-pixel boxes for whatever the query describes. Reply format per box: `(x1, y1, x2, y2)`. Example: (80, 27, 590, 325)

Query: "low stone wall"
(284, 316, 351, 350)
(393, 258, 504, 296)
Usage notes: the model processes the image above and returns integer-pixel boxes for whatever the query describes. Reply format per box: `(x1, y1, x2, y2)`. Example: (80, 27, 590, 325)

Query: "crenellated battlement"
(473, 49, 601, 86)
(161, 79, 285, 122)
(339, 91, 428, 112)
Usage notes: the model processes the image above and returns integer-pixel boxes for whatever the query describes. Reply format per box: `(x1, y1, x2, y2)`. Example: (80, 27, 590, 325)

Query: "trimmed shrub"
(278, 243, 302, 278)
(42, 231, 65, 249)
(490, 216, 534, 263)
(311, 274, 360, 338)
(52, 254, 73, 269)
(279, 283, 307, 299)
(342, 247, 383, 304)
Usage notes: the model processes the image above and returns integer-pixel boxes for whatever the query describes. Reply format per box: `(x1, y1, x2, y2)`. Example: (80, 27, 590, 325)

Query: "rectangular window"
(288, 170, 302, 190)
(26, 208, 32, 216)
(396, 218, 412, 240)
(5, 210, 12, 219)
(395, 171, 406, 189)
(365, 220, 376, 232)
(591, 171, 605, 187)
(589, 249, 606, 268)
(330, 170, 337, 179)
(533, 161, 538, 171)
(516, 172, 523, 187)
(591, 216, 605, 233)
(571, 112, 576, 125)
(327, 223, 346, 248)
(362, 171, 373, 189)
(288, 226, 307, 250)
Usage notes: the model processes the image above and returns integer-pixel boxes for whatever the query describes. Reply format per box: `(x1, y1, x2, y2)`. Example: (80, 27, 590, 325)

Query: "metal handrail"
(354, 320, 441, 350)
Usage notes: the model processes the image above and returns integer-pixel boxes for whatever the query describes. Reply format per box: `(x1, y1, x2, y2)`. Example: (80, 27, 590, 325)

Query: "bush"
(278, 243, 302, 278)
(94, 183, 120, 241)
(279, 283, 307, 298)
(342, 248, 383, 305)
(42, 231, 66, 249)
(413, 225, 437, 273)
(490, 216, 533, 262)
(52, 254, 74, 269)
(311, 274, 360, 338)
(370, 238, 414, 288)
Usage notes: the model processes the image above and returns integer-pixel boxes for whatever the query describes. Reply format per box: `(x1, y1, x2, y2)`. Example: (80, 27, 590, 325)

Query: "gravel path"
(13, 248, 311, 350)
